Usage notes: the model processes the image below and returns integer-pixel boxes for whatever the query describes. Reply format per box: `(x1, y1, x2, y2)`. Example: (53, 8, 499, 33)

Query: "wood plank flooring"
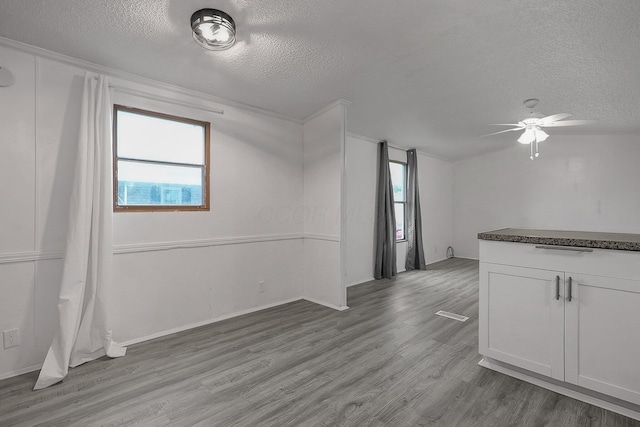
(1, 258, 639, 426)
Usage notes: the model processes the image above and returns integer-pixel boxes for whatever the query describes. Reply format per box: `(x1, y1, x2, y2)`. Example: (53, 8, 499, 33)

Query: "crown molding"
(303, 99, 352, 123)
(346, 131, 382, 144)
(345, 131, 450, 162)
(0, 36, 303, 125)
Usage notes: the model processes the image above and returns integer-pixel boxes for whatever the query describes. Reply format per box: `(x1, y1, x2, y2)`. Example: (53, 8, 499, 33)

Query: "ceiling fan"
(484, 99, 594, 159)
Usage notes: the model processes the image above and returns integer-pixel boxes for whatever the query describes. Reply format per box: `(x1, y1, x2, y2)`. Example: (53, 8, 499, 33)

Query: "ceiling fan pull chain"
(530, 140, 534, 160)
(535, 140, 539, 158)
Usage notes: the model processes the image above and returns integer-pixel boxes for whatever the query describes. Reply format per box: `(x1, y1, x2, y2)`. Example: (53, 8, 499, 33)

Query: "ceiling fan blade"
(541, 119, 596, 127)
(538, 113, 572, 125)
(489, 123, 524, 126)
(482, 128, 523, 137)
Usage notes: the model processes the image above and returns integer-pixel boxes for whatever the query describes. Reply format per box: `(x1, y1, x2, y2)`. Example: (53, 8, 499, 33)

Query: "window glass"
(390, 162, 406, 202)
(117, 111, 205, 165)
(394, 202, 405, 241)
(390, 161, 407, 241)
(117, 161, 204, 206)
(114, 105, 210, 211)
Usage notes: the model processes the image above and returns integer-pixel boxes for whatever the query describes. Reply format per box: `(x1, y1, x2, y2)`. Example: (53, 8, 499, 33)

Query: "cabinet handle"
(535, 245, 593, 253)
(555, 276, 560, 300)
(567, 277, 572, 302)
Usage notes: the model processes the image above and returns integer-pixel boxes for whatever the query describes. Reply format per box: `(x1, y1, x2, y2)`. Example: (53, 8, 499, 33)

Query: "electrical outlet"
(3, 329, 20, 349)
(258, 280, 265, 293)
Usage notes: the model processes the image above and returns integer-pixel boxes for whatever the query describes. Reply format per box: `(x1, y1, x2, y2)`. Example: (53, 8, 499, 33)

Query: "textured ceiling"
(1, 0, 639, 159)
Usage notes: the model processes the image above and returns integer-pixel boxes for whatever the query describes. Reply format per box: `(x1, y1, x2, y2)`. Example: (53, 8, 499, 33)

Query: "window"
(389, 161, 406, 241)
(113, 105, 210, 212)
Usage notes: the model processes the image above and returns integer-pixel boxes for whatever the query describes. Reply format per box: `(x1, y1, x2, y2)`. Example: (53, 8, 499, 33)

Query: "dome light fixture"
(191, 8, 236, 51)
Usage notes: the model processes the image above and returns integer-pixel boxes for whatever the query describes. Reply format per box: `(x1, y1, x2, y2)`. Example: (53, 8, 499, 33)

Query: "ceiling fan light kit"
(484, 98, 594, 160)
(191, 8, 236, 51)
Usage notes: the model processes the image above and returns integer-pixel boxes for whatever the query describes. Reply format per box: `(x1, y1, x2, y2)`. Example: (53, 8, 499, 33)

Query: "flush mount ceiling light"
(191, 8, 236, 51)
(483, 99, 595, 160)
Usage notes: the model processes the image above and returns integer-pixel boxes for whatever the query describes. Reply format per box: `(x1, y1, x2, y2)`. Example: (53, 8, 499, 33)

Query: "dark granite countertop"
(477, 228, 640, 252)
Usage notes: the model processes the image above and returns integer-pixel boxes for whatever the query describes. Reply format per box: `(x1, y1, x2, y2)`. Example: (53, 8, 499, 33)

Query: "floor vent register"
(435, 310, 469, 322)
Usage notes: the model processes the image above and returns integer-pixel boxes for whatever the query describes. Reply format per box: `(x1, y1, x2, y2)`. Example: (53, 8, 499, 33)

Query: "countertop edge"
(477, 231, 640, 252)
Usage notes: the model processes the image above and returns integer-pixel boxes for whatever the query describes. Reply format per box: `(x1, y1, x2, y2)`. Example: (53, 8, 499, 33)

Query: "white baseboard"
(302, 297, 349, 311)
(479, 357, 640, 421)
(346, 277, 374, 288)
(431, 256, 479, 262)
(0, 364, 43, 381)
(121, 297, 305, 347)
(346, 257, 459, 288)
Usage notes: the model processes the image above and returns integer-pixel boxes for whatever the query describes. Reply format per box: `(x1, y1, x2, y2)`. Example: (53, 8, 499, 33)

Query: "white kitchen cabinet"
(481, 263, 640, 405)
(565, 274, 640, 404)
(479, 236, 640, 419)
(479, 263, 564, 380)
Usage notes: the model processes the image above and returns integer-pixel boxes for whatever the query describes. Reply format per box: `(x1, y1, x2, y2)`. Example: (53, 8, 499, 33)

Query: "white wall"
(453, 135, 640, 259)
(0, 43, 305, 378)
(344, 136, 377, 286)
(418, 151, 455, 263)
(302, 102, 347, 308)
(345, 135, 454, 286)
(0, 45, 42, 378)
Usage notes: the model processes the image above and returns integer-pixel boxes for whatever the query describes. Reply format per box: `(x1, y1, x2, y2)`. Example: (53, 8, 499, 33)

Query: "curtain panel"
(34, 73, 126, 390)
(374, 141, 397, 279)
(405, 149, 426, 271)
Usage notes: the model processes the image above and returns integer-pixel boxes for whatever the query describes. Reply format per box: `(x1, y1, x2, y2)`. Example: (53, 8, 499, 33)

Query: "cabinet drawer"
(480, 240, 640, 280)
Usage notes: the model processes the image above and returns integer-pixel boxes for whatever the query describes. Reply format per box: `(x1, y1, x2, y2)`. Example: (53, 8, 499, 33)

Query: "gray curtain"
(374, 141, 397, 279)
(405, 149, 426, 271)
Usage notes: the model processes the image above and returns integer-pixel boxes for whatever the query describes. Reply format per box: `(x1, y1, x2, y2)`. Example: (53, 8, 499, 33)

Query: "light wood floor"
(1, 258, 639, 426)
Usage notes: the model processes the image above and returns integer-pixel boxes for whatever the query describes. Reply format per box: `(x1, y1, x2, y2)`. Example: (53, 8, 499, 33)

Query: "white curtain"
(34, 73, 126, 390)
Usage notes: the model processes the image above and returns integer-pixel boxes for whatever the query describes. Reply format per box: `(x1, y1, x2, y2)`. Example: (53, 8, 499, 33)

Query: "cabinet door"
(565, 274, 640, 405)
(479, 263, 565, 380)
